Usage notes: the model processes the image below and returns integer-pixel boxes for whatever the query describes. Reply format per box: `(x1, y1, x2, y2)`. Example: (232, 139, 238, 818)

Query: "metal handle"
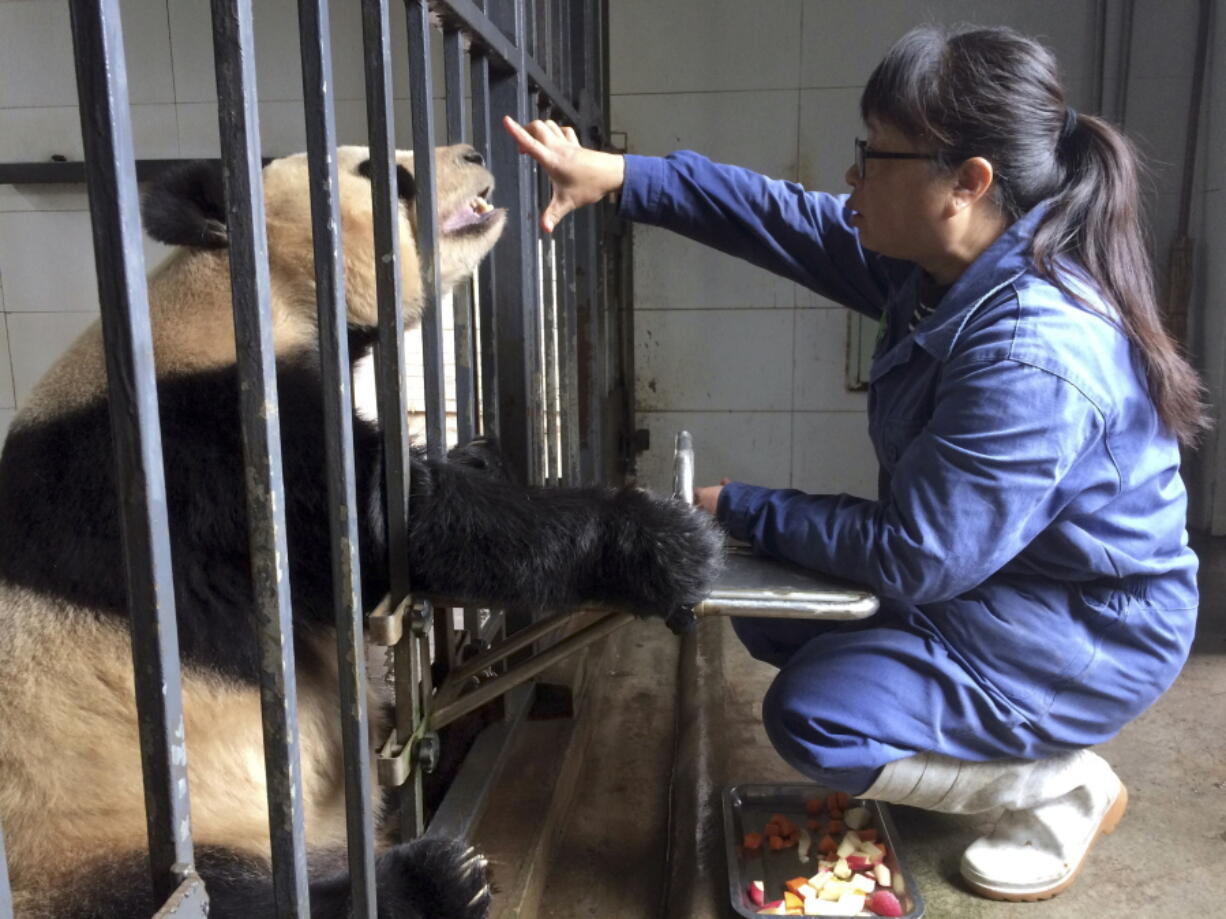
(673, 430, 694, 505)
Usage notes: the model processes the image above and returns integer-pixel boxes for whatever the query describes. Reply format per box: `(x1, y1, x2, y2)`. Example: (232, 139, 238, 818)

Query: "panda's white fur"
(0, 144, 723, 918)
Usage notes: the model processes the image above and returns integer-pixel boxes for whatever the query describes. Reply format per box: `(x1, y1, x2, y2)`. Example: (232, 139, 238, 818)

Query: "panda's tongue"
(440, 197, 494, 233)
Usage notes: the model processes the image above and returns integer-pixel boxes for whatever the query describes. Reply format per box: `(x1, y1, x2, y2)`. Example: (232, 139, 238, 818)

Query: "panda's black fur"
(0, 146, 723, 918)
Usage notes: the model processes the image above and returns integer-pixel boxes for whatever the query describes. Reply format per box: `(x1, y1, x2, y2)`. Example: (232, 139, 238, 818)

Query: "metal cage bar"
(295, 0, 378, 913)
(470, 49, 501, 440)
(407, 0, 449, 458)
(0, 825, 12, 918)
(210, 1, 311, 914)
(66, 0, 201, 910)
(0, 1, 621, 913)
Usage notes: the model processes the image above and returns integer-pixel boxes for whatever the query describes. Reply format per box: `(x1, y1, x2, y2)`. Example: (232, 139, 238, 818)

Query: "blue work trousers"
(734, 603, 1133, 794)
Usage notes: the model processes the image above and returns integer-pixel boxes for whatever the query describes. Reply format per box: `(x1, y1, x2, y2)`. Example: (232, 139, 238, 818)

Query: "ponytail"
(863, 26, 1209, 445)
(1034, 113, 1208, 445)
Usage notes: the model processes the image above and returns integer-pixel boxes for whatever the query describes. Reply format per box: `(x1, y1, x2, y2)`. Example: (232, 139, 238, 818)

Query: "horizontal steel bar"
(435, 607, 575, 704)
(0, 158, 271, 185)
(430, 0, 518, 73)
(430, 612, 634, 730)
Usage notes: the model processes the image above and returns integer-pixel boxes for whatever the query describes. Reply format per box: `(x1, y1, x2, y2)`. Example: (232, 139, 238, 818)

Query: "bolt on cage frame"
(0, 0, 623, 915)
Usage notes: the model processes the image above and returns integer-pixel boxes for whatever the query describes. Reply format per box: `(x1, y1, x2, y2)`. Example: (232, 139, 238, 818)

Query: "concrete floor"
(512, 534, 1226, 918)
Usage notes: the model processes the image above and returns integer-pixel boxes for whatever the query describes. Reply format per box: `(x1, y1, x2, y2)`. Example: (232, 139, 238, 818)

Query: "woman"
(505, 26, 1205, 902)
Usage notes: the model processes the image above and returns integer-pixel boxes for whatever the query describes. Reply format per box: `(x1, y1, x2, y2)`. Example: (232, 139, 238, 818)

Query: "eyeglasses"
(854, 138, 938, 180)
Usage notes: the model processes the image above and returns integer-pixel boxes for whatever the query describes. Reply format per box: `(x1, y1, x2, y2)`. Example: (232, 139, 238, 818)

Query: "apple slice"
(747, 880, 766, 908)
(843, 806, 871, 830)
(872, 863, 892, 888)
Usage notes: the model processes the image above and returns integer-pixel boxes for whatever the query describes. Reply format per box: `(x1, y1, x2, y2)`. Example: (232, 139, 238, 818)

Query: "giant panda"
(0, 144, 723, 918)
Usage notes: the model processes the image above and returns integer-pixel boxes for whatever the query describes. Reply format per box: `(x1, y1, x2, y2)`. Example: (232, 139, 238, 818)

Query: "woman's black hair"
(862, 25, 1208, 446)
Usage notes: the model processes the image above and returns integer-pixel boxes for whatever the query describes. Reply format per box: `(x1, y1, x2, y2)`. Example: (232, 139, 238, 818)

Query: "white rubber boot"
(860, 749, 1127, 901)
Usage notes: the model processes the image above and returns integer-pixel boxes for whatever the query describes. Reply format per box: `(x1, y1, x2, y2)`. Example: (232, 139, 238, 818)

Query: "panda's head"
(141, 144, 506, 335)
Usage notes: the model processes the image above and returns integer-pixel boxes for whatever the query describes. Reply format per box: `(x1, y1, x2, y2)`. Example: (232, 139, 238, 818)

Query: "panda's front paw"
(447, 436, 510, 481)
(598, 489, 725, 618)
(376, 838, 492, 919)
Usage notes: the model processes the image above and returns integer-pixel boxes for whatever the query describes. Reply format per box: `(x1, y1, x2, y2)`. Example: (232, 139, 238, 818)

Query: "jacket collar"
(911, 200, 1052, 361)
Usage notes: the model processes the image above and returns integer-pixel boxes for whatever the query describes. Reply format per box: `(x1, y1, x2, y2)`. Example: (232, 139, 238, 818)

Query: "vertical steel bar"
(537, 159, 560, 485)
(469, 51, 500, 439)
(66, 0, 196, 903)
(444, 28, 479, 447)
(0, 824, 12, 918)
(406, 0, 448, 457)
(489, 0, 542, 484)
(559, 215, 581, 485)
(360, 0, 411, 611)
(295, 1, 376, 913)
(210, 2, 310, 914)
(360, 0, 423, 846)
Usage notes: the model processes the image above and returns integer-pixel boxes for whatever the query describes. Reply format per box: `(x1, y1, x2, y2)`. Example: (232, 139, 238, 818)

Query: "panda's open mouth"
(440, 188, 501, 236)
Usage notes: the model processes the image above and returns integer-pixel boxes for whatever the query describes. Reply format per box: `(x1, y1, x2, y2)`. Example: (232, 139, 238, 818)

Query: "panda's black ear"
(357, 158, 416, 202)
(141, 160, 228, 248)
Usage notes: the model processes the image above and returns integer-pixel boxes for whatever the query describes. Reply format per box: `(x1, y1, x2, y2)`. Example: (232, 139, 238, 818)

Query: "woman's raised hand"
(503, 115, 626, 233)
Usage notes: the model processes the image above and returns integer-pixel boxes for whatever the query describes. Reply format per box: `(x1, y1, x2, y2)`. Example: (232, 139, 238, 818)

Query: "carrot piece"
(804, 797, 824, 815)
(828, 808, 843, 820)
(817, 834, 837, 855)
(806, 818, 821, 831)
(775, 816, 796, 837)
(768, 834, 785, 851)
(836, 791, 851, 809)
(857, 828, 879, 843)
(785, 876, 811, 895)
(826, 793, 840, 812)
(743, 832, 764, 851)
(826, 819, 845, 834)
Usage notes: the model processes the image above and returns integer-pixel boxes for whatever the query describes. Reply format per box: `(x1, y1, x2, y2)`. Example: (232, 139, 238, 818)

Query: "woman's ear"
(948, 156, 995, 215)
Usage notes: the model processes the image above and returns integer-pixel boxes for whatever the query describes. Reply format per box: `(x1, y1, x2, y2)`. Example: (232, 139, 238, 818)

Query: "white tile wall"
(0, 185, 90, 214)
(0, 318, 14, 409)
(797, 0, 1098, 90)
(791, 411, 877, 498)
(796, 87, 864, 194)
(0, 0, 175, 109)
(636, 309, 794, 412)
(168, 0, 445, 106)
(792, 308, 868, 413)
(6, 312, 98, 406)
(615, 91, 800, 177)
(0, 104, 181, 164)
(0, 211, 100, 312)
(634, 411, 792, 494)
(610, 0, 803, 95)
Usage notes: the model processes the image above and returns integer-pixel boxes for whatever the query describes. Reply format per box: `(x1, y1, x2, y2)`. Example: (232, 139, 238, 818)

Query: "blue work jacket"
(620, 151, 1198, 728)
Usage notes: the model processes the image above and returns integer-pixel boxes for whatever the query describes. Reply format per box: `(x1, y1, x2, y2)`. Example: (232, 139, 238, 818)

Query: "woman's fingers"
(504, 116, 554, 163)
(562, 125, 579, 144)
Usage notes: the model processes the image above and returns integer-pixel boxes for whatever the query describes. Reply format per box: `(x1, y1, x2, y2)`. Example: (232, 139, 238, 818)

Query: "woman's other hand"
(502, 115, 626, 233)
(693, 478, 732, 516)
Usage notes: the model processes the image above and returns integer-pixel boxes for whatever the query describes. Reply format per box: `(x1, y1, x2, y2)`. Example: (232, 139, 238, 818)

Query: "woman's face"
(844, 120, 951, 263)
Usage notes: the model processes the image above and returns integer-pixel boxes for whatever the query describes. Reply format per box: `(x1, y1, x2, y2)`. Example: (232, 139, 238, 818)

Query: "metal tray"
(723, 784, 925, 918)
